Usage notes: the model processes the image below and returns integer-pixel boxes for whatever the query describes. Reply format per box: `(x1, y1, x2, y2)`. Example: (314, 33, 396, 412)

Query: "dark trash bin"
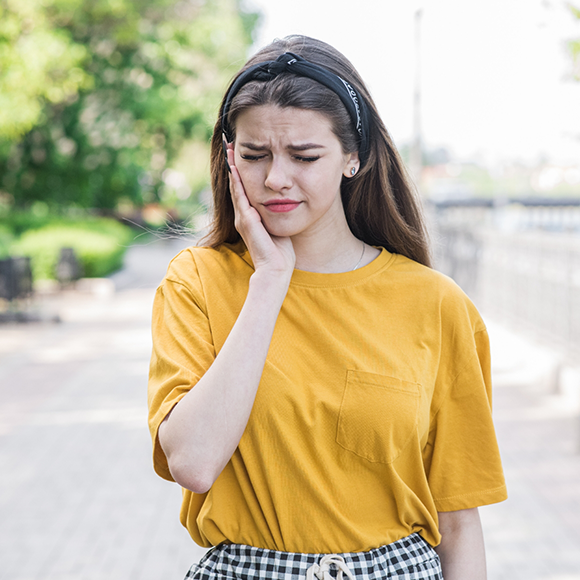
(56, 247, 81, 285)
(0, 257, 33, 301)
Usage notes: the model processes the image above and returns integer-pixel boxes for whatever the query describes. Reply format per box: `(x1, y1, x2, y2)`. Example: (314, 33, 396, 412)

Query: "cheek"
(236, 165, 260, 200)
(310, 171, 343, 206)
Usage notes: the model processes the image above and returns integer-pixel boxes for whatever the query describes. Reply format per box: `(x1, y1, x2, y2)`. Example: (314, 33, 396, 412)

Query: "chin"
(262, 218, 304, 238)
(262, 220, 304, 238)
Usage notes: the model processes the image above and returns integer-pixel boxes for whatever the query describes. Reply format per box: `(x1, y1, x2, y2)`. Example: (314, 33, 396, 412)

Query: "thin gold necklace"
(351, 241, 366, 271)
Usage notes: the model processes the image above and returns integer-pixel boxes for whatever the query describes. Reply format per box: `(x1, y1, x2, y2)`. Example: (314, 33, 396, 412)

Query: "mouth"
(262, 199, 302, 213)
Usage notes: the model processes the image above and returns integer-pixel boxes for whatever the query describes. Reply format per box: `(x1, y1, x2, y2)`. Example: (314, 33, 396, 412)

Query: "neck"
(291, 222, 364, 274)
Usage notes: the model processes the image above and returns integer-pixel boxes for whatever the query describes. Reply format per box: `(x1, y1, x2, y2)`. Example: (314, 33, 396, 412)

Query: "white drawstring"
(306, 555, 356, 580)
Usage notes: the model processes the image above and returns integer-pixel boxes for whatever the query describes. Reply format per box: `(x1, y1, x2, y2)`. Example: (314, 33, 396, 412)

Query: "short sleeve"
(424, 328, 508, 511)
(147, 258, 216, 482)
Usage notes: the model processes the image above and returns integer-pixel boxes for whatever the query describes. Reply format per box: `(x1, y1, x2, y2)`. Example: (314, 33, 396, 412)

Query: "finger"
(228, 163, 249, 211)
(226, 141, 237, 175)
(227, 147, 252, 213)
(222, 136, 231, 173)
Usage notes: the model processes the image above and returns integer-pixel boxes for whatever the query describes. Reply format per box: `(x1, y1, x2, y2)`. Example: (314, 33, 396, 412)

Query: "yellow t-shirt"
(148, 242, 507, 553)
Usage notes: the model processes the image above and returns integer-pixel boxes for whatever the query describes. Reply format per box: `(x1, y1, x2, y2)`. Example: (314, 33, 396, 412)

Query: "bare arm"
(158, 145, 295, 494)
(435, 508, 487, 580)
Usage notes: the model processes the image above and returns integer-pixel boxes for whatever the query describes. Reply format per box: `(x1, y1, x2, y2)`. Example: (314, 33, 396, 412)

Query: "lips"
(262, 199, 302, 213)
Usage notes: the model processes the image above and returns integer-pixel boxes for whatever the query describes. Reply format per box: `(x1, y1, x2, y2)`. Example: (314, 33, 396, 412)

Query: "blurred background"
(0, 0, 579, 579)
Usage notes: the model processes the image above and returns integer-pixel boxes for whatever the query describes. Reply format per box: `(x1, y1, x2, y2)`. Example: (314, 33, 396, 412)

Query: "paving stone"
(1, 239, 579, 579)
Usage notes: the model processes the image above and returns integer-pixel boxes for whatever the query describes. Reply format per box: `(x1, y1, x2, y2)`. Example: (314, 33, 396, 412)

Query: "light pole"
(410, 7, 423, 186)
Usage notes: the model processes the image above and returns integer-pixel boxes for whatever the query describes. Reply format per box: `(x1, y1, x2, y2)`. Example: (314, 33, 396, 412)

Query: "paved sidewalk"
(478, 320, 580, 580)
(0, 239, 579, 579)
(0, 238, 205, 580)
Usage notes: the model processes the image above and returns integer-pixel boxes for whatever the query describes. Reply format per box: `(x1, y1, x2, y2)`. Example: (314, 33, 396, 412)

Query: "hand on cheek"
(225, 142, 295, 275)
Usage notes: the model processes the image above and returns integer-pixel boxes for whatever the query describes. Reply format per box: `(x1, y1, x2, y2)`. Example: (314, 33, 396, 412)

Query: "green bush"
(9, 219, 133, 281)
(0, 210, 134, 237)
(0, 226, 15, 259)
(0, 211, 54, 237)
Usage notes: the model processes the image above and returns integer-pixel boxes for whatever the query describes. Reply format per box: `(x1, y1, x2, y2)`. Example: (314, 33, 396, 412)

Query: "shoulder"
(389, 253, 486, 335)
(153, 242, 252, 318)
(164, 241, 252, 286)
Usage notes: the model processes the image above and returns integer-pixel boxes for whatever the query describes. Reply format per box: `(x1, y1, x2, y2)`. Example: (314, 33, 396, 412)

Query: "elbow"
(186, 473, 214, 495)
(159, 416, 219, 494)
(167, 454, 218, 494)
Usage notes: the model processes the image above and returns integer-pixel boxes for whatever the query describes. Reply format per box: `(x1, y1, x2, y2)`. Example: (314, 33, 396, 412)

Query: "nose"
(264, 158, 292, 192)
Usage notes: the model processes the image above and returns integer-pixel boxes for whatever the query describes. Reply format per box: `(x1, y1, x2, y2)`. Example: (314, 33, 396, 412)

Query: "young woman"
(148, 35, 507, 580)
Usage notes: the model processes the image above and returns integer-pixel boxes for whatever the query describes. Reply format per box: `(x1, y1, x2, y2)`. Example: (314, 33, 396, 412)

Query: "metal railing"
(429, 197, 580, 361)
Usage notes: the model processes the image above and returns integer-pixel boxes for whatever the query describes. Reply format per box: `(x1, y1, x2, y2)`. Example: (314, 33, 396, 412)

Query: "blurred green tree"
(0, 0, 258, 210)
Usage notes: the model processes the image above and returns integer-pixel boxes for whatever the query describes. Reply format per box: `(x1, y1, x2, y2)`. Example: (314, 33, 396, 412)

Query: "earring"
(350, 167, 356, 176)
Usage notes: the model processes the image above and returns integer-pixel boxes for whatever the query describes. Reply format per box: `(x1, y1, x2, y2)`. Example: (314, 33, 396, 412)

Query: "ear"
(342, 151, 360, 178)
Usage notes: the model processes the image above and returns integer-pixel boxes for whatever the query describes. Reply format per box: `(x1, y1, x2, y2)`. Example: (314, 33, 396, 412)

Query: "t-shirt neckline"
(236, 243, 394, 288)
(290, 247, 393, 287)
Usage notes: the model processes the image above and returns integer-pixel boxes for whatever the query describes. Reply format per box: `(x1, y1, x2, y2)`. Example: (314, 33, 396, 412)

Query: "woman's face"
(233, 105, 359, 240)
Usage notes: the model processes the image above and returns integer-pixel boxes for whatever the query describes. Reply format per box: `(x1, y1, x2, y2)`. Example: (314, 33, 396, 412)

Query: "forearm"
(159, 270, 290, 493)
(435, 508, 487, 580)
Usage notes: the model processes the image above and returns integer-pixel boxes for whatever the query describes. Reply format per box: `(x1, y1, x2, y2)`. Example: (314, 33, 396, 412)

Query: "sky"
(244, 0, 580, 167)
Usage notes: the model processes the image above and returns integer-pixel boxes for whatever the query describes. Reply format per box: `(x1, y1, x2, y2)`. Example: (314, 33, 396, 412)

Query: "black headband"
(221, 52, 370, 166)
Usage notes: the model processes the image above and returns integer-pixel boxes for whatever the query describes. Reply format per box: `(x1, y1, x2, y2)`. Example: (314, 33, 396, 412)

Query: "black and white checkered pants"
(185, 533, 443, 580)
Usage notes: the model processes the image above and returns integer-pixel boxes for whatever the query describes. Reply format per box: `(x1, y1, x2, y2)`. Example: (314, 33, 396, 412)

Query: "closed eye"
(240, 154, 266, 161)
(295, 156, 320, 163)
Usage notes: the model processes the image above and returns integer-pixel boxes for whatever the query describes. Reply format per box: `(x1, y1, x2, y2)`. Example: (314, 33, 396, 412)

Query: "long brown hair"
(203, 35, 431, 268)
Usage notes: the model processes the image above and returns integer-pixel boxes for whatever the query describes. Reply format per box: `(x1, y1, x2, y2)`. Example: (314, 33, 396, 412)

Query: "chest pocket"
(336, 370, 421, 464)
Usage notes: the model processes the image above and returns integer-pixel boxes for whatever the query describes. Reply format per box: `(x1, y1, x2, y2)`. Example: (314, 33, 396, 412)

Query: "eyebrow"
(239, 142, 325, 152)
